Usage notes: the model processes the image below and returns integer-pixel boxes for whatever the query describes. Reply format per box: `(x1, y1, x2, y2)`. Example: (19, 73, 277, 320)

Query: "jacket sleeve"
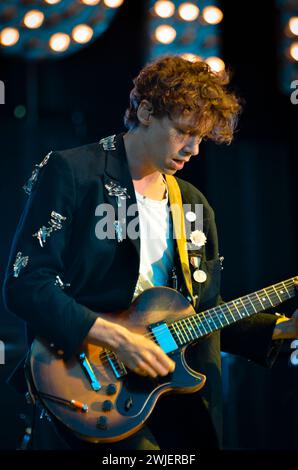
(220, 311, 283, 367)
(2, 151, 98, 359)
(203, 202, 283, 367)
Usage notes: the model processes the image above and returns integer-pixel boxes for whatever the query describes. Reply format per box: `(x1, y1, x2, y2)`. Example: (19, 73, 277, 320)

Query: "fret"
(275, 284, 290, 302)
(239, 297, 249, 317)
(272, 285, 282, 303)
(185, 318, 196, 340)
(246, 295, 257, 313)
(253, 292, 266, 311)
(174, 322, 187, 343)
(191, 315, 206, 337)
(218, 305, 230, 325)
(213, 307, 224, 327)
(200, 311, 213, 333)
(260, 288, 274, 307)
(180, 319, 191, 342)
(282, 281, 292, 299)
(196, 313, 210, 334)
(188, 316, 201, 339)
(225, 304, 236, 322)
(171, 323, 183, 345)
(232, 300, 245, 319)
(205, 312, 218, 330)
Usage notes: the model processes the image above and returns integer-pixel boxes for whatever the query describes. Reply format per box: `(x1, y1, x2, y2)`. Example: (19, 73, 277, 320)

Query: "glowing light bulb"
(24, 10, 45, 29)
(0, 27, 19, 46)
(289, 17, 298, 36)
(49, 33, 71, 52)
(178, 3, 199, 22)
(290, 42, 298, 61)
(205, 56, 225, 72)
(72, 24, 94, 43)
(181, 53, 202, 62)
(154, 1, 175, 18)
(81, 0, 101, 4)
(202, 6, 223, 25)
(44, 0, 62, 4)
(104, 0, 124, 7)
(155, 25, 176, 44)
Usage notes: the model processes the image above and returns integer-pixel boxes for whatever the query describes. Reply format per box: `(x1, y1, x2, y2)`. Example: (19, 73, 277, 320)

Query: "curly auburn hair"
(124, 55, 241, 144)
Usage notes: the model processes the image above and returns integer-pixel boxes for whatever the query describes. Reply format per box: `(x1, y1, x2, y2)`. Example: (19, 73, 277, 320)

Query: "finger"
(148, 354, 175, 376)
(151, 346, 176, 372)
(135, 360, 158, 378)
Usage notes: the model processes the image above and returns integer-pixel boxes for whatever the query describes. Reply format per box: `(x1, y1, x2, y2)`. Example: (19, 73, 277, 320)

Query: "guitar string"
(94, 279, 296, 370)
(91, 279, 296, 371)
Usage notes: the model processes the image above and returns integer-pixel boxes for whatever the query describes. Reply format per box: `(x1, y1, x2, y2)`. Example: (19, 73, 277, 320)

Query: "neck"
(123, 129, 159, 182)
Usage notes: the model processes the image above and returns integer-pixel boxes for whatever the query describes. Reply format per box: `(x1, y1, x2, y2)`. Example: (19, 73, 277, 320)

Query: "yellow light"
(181, 53, 202, 62)
(49, 33, 71, 52)
(72, 24, 94, 44)
(178, 3, 199, 22)
(289, 17, 298, 36)
(0, 27, 19, 46)
(202, 6, 223, 25)
(44, 0, 62, 4)
(290, 42, 298, 61)
(154, 1, 175, 18)
(81, 0, 101, 4)
(155, 25, 176, 44)
(24, 10, 45, 29)
(205, 56, 225, 72)
(104, 0, 124, 7)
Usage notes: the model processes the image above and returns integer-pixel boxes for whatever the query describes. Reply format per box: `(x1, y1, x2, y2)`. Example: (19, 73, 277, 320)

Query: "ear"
(137, 100, 153, 126)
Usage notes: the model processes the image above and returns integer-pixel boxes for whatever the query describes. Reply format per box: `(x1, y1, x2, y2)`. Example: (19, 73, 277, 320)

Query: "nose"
(183, 136, 201, 156)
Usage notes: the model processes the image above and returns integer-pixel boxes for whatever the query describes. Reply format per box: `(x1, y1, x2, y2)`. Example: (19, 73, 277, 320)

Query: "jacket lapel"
(102, 133, 140, 256)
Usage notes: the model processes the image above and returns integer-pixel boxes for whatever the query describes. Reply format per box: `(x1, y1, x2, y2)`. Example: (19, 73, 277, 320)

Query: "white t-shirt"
(132, 185, 174, 301)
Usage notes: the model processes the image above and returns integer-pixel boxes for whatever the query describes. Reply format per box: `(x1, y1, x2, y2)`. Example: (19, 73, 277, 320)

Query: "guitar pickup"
(78, 353, 101, 391)
(150, 322, 178, 354)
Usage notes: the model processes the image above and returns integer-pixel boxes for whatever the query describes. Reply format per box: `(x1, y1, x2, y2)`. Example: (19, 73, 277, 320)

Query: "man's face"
(144, 113, 203, 175)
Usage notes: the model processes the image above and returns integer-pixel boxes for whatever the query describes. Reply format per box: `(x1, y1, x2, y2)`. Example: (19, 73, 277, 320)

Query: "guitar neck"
(169, 277, 297, 346)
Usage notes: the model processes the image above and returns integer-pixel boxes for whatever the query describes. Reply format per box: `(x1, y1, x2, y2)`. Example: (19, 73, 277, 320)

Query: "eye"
(177, 128, 188, 136)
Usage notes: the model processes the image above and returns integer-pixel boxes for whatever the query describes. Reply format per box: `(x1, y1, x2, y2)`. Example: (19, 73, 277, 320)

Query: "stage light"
(23, 10, 45, 29)
(178, 3, 199, 22)
(155, 24, 176, 44)
(81, 0, 101, 4)
(104, 0, 124, 7)
(181, 53, 202, 62)
(206, 56, 225, 72)
(0, 27, 19, 46)
(154, 1, 175, 18)
(289, 17, 298, 36)
(49, 32, 71, 52)
(44, 0, 62, 4)
(290, 42, 298, 60)
(72, 24, 94, 43)
(202, 6, 223, 25)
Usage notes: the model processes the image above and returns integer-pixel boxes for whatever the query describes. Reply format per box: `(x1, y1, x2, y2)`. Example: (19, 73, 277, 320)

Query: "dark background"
(0, 0, 297, 450)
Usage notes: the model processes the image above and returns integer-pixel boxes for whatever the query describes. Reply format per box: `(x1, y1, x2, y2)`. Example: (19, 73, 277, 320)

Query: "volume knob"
(106, 383, 117, 395)
(96, 416, 108, 430)
(102, 400, 113, 412)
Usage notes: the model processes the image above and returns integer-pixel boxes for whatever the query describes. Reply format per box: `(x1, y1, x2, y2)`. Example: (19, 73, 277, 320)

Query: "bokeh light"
(155, 24, 176, 44)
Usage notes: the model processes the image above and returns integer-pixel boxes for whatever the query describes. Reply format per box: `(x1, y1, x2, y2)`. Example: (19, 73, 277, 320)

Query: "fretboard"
(169, 277, 297, 347)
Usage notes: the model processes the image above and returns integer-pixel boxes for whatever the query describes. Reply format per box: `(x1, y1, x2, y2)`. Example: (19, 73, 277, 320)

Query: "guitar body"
(29, 287, 206, 443)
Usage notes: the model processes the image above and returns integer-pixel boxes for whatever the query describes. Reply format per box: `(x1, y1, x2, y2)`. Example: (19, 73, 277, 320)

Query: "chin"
(163, 167, 177, 175)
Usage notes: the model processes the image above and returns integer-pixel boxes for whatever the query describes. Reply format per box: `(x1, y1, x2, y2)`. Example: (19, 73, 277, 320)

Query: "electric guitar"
(28, 277, 297, 443)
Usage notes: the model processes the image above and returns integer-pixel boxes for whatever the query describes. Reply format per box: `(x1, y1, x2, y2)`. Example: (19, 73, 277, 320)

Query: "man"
(3, 56, 298, 450)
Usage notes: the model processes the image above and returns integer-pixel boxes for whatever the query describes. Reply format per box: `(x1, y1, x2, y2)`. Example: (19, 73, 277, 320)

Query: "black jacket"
(3, 133, 279, 445)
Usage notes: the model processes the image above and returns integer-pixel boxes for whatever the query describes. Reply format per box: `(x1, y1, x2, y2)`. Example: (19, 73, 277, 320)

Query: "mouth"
(171, 158, 190, 170)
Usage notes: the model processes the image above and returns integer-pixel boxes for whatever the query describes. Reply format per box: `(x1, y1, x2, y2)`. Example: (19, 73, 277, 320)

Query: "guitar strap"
(165, 174, 194, 303)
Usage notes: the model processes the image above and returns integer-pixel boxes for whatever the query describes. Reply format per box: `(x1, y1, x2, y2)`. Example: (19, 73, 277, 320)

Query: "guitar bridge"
(78, 353, 101, 391)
